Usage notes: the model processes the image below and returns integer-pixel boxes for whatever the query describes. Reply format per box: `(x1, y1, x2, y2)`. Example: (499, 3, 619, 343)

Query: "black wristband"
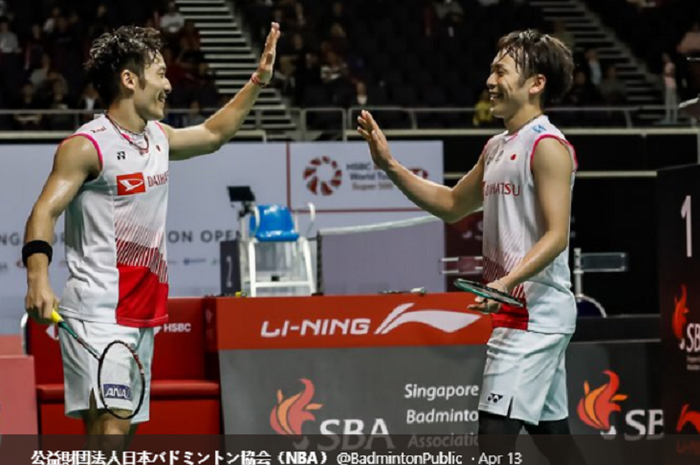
(22, 240, 53, 267)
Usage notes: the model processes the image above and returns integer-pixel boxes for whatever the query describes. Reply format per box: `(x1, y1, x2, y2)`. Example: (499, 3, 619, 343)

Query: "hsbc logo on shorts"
(117, 173, 146, 196)
(261, 303, 481, 338)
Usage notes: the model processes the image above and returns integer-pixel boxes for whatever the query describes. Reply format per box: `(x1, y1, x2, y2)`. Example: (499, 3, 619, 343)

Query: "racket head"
(453, 278, 525, 308)
(97, 340, 146, 420)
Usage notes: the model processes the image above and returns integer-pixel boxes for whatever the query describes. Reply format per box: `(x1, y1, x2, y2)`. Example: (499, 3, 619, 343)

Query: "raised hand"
(254, 22, 281, 85)
(357, 110, 394, 171)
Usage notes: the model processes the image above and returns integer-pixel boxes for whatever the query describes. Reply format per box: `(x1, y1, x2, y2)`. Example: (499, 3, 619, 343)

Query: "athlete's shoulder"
(530, 116, 566, 139)
(73, 114, 110, 137)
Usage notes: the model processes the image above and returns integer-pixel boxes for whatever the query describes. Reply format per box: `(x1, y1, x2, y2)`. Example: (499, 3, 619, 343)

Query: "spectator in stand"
(564, 69, 602, 106)
(162, 46, 186, 87)
(192, 62, 219, 109)
(551, 19, 575, 52)
(88, 4, 112, 42)
(599, 65, 627, 104)
(327, 22, 349, 58)
(29, 52, 51, 88)
(47, 78, 74, 130)
(13, 81, 43, 130)
(321, 50, 349, 93)
(473, 89, 495, 127)
(24, 23, 47, 71)
(182, 99, 207, 126)
(677, 21, 700, 97)
(0, 16, 20, 54)
(583, 48, 603, 87)
(271, 57, 296, 100)
(160, 1, 185, 35)
(43, 6, 61, 35)
(180, 19, 200, 45)
(662, 52, 678, 123)
(295, 51, 322, 104)
(432, 0, 464, 40)
(39, 69, 68, 103)
(75, 81, 103, 124)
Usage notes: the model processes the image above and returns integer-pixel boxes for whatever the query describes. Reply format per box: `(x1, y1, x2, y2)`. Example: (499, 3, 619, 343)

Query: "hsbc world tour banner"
(0, 142, 442, 334)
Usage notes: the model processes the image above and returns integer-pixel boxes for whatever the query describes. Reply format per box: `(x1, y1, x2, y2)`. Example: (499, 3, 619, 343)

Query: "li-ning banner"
(208, 296, 661, 441)
(0, 142, 442, 333)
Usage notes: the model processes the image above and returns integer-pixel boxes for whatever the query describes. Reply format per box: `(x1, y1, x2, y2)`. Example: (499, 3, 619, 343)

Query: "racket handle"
(51, 309, 64, 325)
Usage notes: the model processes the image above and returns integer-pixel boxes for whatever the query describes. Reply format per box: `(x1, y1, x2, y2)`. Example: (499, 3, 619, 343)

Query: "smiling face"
(486, 50, 544, 120)
(128, 52, 171, 121)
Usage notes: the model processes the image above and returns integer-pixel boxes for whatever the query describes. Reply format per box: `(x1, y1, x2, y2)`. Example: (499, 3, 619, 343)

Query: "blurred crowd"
(0, 0, 220, 130)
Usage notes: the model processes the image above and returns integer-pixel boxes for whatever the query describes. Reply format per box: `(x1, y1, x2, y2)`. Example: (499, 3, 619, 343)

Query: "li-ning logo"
(577, 370, 627, 435)
(674, 285, 691, 351)
(103, 384, 132, 401)
(677, 404, 700, 433)
(374, 303, 481, 335)
(261, 304, 481, 338)
(117, 173, 146, 196)
(117, 151, 126, 160)
(271, 379, 322, 435)
(304, 156, 342, 196)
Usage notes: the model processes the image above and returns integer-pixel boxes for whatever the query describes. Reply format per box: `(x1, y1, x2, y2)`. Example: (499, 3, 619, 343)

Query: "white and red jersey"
(58, 114, 170, 328)
(481, 115, 578, 334)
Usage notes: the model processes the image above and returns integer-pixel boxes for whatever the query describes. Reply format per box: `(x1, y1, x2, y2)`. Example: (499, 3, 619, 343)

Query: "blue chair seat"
(250, 204, 300, 242)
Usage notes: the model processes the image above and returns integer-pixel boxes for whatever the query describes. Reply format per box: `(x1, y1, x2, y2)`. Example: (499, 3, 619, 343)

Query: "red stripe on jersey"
(62, 133, 104, 171)
(530, 134, 578, 173)
(116, 264, 169, 328)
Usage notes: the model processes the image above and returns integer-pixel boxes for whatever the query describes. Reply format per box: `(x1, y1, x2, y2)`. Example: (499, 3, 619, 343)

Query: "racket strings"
(99, 342, 143, 418)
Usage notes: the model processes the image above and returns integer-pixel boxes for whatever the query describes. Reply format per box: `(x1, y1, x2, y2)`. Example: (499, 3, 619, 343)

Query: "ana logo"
(304, 156, 342, 196)
(103, 384, 132, 401)
(577, 370, 628, 435)
(677, 404, 700, 433)
(271, 379, 322, 435)
(117, 173, 146, 196)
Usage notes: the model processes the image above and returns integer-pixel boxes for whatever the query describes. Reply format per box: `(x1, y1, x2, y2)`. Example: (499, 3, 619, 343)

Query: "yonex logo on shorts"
(103, 384, 132, 401)
(487, 393, 503, 403)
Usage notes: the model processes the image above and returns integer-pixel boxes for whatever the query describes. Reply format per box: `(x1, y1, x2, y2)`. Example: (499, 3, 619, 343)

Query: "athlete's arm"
(24, 136, 100, 323)
(500, 137, 573, 291)
(164, 23, 280, 161)
(357, 110, 484, 223)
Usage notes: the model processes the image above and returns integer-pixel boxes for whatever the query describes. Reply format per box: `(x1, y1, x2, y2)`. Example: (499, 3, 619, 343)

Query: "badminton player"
(358, 30, 585, 463)
(23, 23, 280, 445)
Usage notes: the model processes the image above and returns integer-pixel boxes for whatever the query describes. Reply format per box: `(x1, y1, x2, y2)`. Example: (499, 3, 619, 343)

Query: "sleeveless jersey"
(481, 115, 578, 334)
(58, 114, 170, 328)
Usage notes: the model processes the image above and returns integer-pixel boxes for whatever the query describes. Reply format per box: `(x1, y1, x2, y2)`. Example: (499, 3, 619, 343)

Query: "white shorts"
(59, 317, 154, 424)
(478, 327, 572, 425)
